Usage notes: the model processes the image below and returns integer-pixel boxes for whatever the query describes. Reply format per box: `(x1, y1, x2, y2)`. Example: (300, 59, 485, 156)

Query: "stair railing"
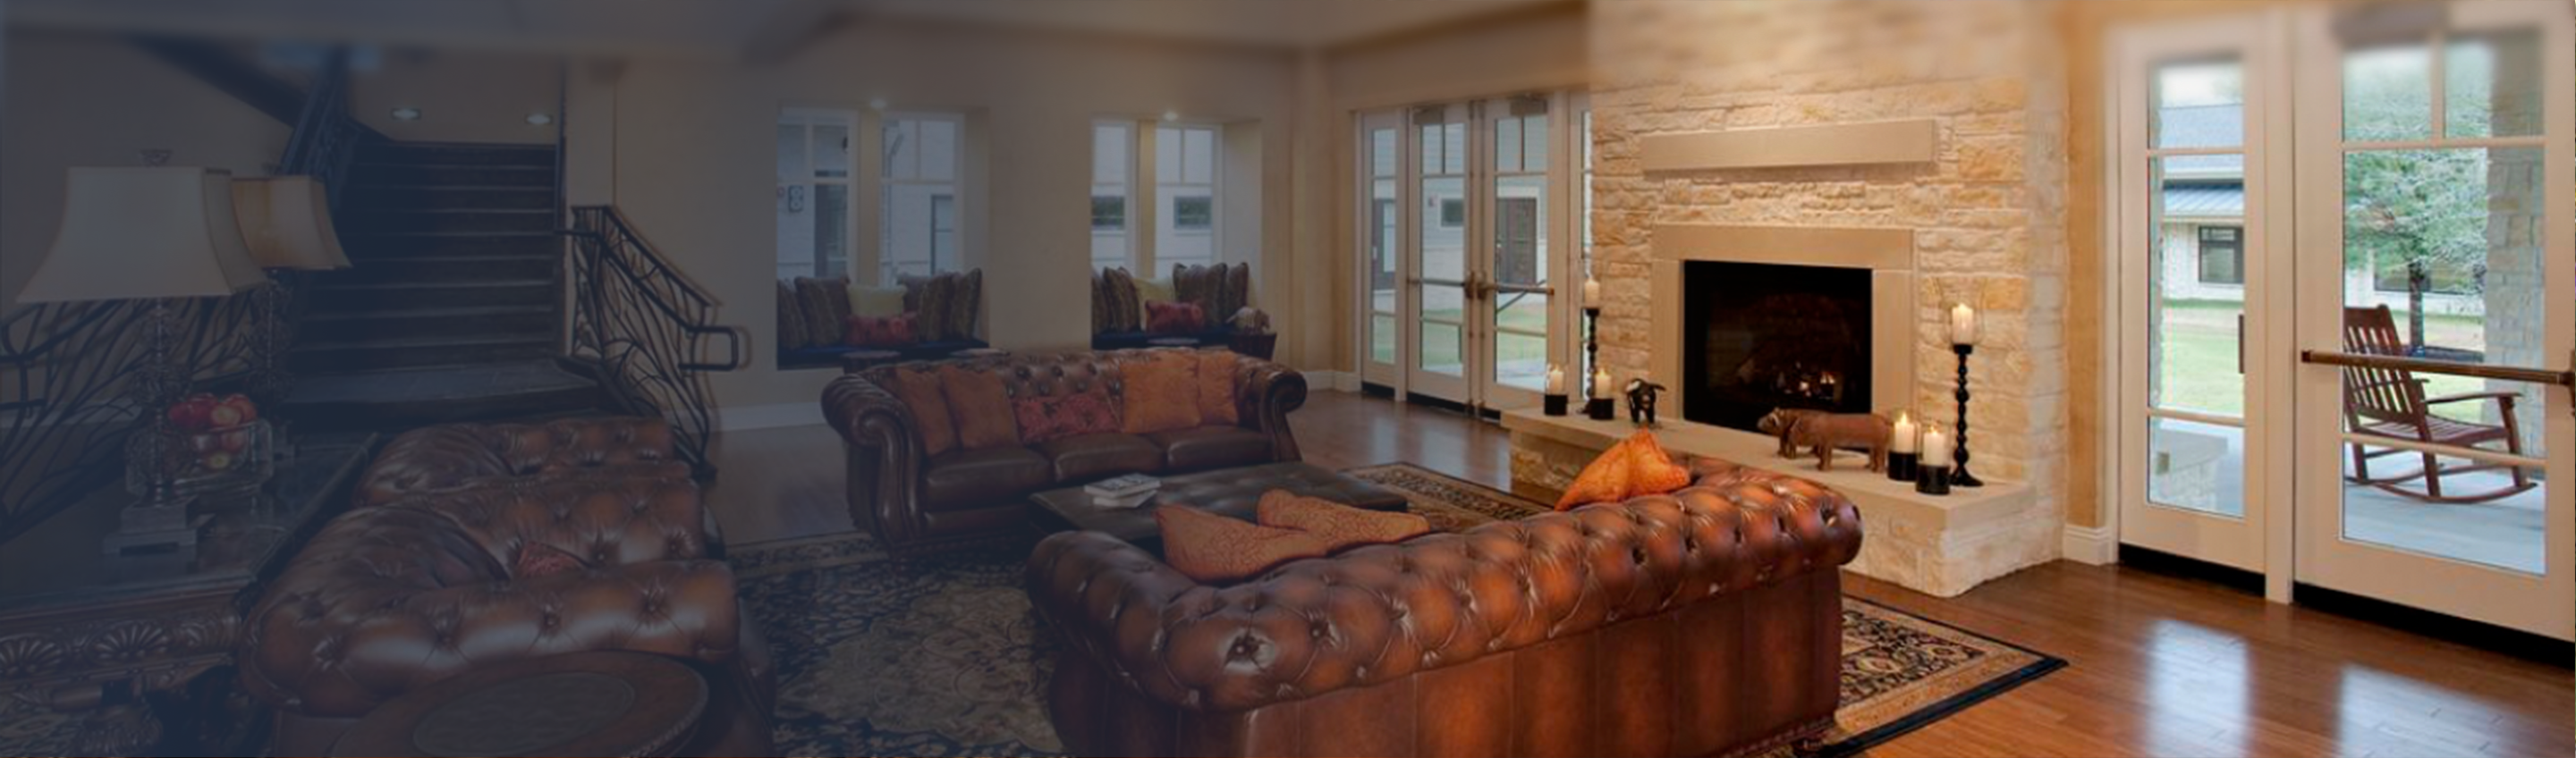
(560, 206, 748, 476)
(0, 45, 362, 543)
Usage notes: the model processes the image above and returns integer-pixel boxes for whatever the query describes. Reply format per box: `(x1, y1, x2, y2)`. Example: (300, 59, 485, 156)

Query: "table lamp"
(232, 176, 352, 404)
(15, 167, 269, 552)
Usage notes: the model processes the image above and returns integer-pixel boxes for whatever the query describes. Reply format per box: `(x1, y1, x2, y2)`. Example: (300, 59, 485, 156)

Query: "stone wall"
(1590, 0, 2072, 573)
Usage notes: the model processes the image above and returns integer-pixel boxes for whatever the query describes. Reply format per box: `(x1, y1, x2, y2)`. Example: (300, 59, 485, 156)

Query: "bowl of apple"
(128, 393, 275, 499)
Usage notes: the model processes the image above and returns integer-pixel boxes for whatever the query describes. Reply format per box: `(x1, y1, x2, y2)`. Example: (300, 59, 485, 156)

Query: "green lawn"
(2157, 299, 2487, 420)
(1373, 302, 1550, 375)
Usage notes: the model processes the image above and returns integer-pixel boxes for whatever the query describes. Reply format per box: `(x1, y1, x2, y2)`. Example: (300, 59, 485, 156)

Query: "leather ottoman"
(1027, 461, 1406, 552)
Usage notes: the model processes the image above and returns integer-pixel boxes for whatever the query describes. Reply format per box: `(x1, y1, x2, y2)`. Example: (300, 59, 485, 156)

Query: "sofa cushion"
(1255, 489, 1429, 552)
(1193, 350, 1239, 425)
(921, 446, 1053, 510)
(1038, 433, 1163, 484)
(1015, 390, 1118, 445)
(1155, 503, 1328, 584)
(939, 366, 1021, 451)
(1120, 353, 1202, 434)
(1148, 425, 1271, 472)
(887, 368, 959, 457)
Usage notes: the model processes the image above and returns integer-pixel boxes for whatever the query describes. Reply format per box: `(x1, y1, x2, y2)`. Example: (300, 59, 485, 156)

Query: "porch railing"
(560, 206, 748, 476)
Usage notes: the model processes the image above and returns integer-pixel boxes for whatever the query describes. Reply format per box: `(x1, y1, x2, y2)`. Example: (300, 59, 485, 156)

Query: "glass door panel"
(1405, 106, 1473, 401)
(1487, 100, 1552, 400)
(1361, 116, 1402, 384)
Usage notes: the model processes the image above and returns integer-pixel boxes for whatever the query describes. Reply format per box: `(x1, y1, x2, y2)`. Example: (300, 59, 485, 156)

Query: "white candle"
(1948, 303, 1979, 346)
(1591, 367, 1614, 399)
(1582, 275, 1602, 310)
(1545, 365, 1566, 395)
(1890, 412, 1918, 454)
(1920, 425, 1951, 466)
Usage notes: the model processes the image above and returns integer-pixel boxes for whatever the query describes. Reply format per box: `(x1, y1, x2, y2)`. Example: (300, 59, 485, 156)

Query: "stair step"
(352, 164, 553, 188)
(341, 209, 555, 235)
(343, 186, 554, 211)
(290, 334, 557, 373)
(360, 141, 556, 167)
(281, 360, 601, 432)
(340, 232, 558, 258)
(297, 305, 557, 343)
(308, 280, 554, 311)
(330, 255, 555, 285)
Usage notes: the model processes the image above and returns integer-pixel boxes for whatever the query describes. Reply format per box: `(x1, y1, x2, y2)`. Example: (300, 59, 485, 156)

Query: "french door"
(2116, 3, 2575, 639)
(1359, 95, 1580, 414)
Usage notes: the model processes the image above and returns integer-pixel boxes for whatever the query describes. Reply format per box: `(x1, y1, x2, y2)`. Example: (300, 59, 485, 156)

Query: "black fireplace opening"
(1682, 261, 1873, 434)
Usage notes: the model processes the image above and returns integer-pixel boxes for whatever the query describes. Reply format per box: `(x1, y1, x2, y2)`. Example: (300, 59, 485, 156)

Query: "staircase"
(281, 141, 604, 430)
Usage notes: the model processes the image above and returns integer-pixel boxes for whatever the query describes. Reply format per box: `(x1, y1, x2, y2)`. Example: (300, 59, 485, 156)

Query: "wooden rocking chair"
(2340, 305, 2538, 504)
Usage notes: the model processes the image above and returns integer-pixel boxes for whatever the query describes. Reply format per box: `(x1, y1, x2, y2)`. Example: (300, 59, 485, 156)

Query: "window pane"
(882, 120, 916, 179)
(2446, 30, 2541, 139)
(1417, 122, 1444, 175)
(2148, 159, 2244, 418)
(1094, 123, 1131, 183)
(1521, 114, 1549, 172)
(1496, 117, 1521, 173)
(1091, 195, 1125, 231)
(1441, 123, 1467, 174)
(1157, 128, 1182, 183)
(919, 120, 958, 181)
(814, 123, 850, 179)
(1421, 177, 1465, 281)
(1371, 313, 1396, 366)
(2153, 60, 2243, 150)
(2344, 44, 2433, 141)
(1182, 128, 1215, 184)
(1157, 187, 1215, 265)
(1418, 320, 1463, 377)
(1494, 179, 1546, 286)
(1368, 128, 1396, 179)
(776, 124, 807, 182)
(1172, 195, 1213, 230)
(2148, 417, 2246, 518)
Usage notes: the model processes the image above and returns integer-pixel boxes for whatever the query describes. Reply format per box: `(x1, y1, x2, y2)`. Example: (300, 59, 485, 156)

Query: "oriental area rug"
(734, 462, 2064, 758)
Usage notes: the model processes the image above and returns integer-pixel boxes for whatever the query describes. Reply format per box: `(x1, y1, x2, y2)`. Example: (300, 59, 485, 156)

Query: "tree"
(2340, 54, 2494, 350)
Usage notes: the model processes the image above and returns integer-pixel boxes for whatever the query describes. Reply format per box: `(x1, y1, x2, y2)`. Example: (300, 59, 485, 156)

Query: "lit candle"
(1591, 367, 1614, 400)
(1890, 412, 1918, 454)
(1545, 365, 1566, 395)
(1582, 275, 1602, 310)
(1948, 303, 1979, 346)
(1920, 425, 1951, 466)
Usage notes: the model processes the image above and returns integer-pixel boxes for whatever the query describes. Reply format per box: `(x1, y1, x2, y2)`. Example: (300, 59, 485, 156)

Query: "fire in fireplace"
(1682, 261, 1874, 433)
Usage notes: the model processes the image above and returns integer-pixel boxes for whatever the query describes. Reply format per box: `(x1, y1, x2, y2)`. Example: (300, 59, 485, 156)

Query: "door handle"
(2299, 350, 2575, 388)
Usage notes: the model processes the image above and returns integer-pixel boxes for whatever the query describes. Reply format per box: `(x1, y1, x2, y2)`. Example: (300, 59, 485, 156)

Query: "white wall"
(571, 19, 1297, 408)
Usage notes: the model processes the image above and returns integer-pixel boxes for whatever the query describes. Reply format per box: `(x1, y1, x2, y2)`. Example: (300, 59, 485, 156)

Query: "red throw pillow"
(1157, 504, 1329, 584)
(1146, 300, 1206, 334)
(843, 314, 918, 348)
(513, 542, 588, 578)
(1013, 390, 1119, 445)
(1255, 490, 1430, 552)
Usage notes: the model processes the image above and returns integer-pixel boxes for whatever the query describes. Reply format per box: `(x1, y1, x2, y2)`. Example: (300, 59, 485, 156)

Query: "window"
(2196, 225, 2243, 284)
(776, 108, 854, 281)
(1156, 124, 1220, 266)
(1436, 198, 1466, 229)
(880, 114, 963, 282)
(1090, 121, 1134, 269)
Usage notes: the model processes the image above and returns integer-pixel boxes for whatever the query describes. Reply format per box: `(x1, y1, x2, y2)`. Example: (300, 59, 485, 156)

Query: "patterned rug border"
(728, 462, 2067, 757)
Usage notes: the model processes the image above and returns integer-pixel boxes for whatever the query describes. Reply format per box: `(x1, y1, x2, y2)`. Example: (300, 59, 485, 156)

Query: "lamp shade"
(16, 167, 268, 303)
(232, 176, 352, 271)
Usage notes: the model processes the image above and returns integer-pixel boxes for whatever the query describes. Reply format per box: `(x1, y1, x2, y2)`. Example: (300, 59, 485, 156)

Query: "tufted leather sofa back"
(1026, 465, 1862, 757)
(241, 477, 740, 720)
(354, 417, 689, 508)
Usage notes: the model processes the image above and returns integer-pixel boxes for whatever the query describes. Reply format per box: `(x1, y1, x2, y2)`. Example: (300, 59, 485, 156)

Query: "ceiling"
(3, 0, 1562, 57)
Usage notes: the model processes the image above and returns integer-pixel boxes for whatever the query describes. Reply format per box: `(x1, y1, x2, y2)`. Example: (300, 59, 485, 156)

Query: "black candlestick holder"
(1886, 451, 1919, 482)
(1580, 306, 1609, 420)
(1916, 464, 1953, 495)
(1543, 393, 1569, 416)
(1585, 397, 1614, 420)
(1950, 344, 1984, 487)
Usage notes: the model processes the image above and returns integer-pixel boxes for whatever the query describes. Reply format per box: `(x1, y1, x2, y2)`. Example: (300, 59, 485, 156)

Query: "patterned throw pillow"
(513, 542, 588, 578)
(1157, 504, 1330, 584)
(1255, 490, 1430, 552)
(1090, 270, 1110, 334)
(914, 274, 954, 342)
(887, 368, 959, 457)
(1134, 274, 1177, 328)
(1193, 350, 1239, 425)
(1223, 262, 1251, 324)
(1172, 263, 1220, 319)
(842, 314, 917, 348)
(1555, 435, 1638, 510)
(938, 366, 1020, 451)
(1119, 353, 1203, 434)
(948, 269, 983, 341)
(1146, 301, 1206, 334)
(1626, 432, 1693, 496)
(849, 283, 909, 318)
(793, 277, 843, 350)
(775, 280, 809, 351)
(1013, 390, 1118, 445)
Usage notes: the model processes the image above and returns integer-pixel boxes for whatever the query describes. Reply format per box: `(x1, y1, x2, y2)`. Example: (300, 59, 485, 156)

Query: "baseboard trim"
(2061, 523, 2116, 566)
(714, 402, 823, 432)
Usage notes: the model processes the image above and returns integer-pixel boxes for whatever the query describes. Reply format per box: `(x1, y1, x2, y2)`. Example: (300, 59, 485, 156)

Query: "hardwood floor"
(706, 390, 2572, 758)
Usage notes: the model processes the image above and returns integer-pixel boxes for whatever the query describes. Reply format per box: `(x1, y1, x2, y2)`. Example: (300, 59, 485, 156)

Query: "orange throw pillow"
(1157, 504, 1329, 584)
(1120, 354, 1204, 434)
(887, 369, 958, 457)
(1256, 490, 1429, 551)
(1555, 436, 1637, 510)
(939, 366, 1021, 450)
(1194, 351, 1240, 425)
(1626, 432, 1692, 497)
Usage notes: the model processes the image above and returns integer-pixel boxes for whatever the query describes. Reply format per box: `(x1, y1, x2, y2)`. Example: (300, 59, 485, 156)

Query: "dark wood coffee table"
(1028, 461, 1409, 552)
(329, 651, 708, 758)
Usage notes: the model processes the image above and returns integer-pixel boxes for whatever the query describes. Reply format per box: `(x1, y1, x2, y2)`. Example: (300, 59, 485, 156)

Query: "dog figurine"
(1784, 412, 1892, 472)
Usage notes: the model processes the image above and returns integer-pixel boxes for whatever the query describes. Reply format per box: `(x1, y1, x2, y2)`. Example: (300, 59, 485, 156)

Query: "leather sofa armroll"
(822, 371, 922, 541)
(1231, 354, 1306, 462)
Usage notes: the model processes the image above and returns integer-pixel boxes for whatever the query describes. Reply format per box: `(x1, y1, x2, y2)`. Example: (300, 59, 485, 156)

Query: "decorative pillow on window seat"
(1146, 300, 1207, 335)
(1255, 490, 1430, 552)
(1157, 503, 1330, 584)
(843, 314, 918, 348)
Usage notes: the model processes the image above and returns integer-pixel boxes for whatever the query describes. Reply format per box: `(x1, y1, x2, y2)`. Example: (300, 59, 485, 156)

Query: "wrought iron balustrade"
(561, 206, 748, 476)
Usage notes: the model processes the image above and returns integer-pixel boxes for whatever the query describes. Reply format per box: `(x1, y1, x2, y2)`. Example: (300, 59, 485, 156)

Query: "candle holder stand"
(1950, 344, 1985, 487)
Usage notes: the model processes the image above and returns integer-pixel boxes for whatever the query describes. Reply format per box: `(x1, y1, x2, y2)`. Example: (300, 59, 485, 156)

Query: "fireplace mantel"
(1648, 223, 1917, 420)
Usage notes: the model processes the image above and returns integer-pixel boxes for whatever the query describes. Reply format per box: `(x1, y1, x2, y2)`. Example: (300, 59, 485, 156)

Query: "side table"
(329, 652, 709, 758)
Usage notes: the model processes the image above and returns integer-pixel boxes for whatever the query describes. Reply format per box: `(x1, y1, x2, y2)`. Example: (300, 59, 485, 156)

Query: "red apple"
(220, 394, 259, 425)
(166, 401, 208, 430)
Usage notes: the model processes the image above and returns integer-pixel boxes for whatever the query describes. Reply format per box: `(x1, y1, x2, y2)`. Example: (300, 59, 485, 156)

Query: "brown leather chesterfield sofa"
(352, 417, 693, 508)
(240, 475, 775, 755)
(824, 349, 1306, 552)
(1025, 461, 1861, 758)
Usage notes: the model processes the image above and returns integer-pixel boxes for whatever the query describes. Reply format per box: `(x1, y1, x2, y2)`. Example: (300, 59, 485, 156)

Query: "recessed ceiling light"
(526, 113, 554, 125)
(869, 97, 888, 111)
(390, 106, 422, 121)
(1162, 110, 1180, 122)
